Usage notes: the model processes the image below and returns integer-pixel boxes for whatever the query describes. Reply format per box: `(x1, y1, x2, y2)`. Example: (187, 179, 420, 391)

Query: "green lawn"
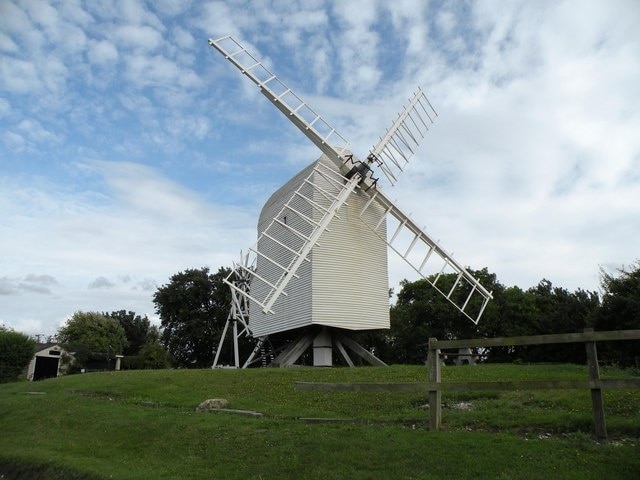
(1, 364, 638, 479)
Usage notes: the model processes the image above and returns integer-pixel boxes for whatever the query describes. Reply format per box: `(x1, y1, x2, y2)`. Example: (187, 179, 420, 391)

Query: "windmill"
(209, 36, 492, 367)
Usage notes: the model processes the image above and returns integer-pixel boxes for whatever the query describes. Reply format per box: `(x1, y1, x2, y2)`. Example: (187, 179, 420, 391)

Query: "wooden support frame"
(333, 332, 387, 367)
(427, 337, 441, 431)
(428, 328, 640, 440)
(584, 328, 607, 439)
(270, 328, 388, 367)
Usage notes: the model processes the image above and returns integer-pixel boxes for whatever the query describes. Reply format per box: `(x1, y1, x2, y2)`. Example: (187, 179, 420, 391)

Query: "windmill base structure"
(209, 35, 493, 368)
(214, 323, 388, 368)
(214, 154, 391, 368)
(269, 326, 387, 367)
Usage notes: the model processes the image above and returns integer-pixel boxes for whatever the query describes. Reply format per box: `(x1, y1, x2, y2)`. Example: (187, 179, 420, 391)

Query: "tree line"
(1, 261, 637, 382)
(364, 263, 639, 366)
(152, 262, 639, 368)
(56, 310, 170, 372)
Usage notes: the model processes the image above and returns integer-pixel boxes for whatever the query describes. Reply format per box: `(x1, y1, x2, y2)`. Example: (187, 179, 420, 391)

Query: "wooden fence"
(296, 328, 640, 439)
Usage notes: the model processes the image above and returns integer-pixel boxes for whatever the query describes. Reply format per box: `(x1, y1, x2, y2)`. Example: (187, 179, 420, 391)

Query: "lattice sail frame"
(212, 262, 252, 368)
(368, 87, 437, 186)
(210, 35, 492, 324)
(227, 161, 361, 315)
(358, 188, 492, 323)
(209, 36, 352, 172)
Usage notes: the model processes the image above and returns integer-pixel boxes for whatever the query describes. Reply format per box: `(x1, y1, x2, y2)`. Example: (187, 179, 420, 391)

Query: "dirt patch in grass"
(0, 458, 101, 480)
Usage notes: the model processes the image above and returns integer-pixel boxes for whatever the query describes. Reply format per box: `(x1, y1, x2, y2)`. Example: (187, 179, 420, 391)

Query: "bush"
(58, 311, 127, 369)
(0, 327, 35, 383)
(121, 355, 145, 370)
(594, 261, 640, 366)
(121, 343, 170, 370)
(139, 342, 170, 369)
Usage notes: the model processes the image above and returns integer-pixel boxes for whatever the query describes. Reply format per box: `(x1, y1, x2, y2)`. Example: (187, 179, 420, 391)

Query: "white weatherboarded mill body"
(250, 154, 389, 339)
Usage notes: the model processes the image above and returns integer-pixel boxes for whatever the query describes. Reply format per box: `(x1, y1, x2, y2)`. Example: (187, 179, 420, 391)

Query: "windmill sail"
(369, 88, 437, 185)
(358, 189, 492, 324)
(209, 35, 374, 312)
(210, 35, 492, 323)
(227, 160, 360, 314)
(209, 36, 354, 174)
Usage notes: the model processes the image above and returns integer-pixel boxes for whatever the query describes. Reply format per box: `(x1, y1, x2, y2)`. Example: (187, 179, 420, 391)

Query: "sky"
(1, 0, 639, 338)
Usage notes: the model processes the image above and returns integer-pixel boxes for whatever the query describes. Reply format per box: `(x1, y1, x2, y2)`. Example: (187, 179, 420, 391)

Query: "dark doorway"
(33, 356, 59, 381)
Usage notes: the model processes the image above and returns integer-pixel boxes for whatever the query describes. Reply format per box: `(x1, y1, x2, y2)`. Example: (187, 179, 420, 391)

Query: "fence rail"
(296, 378, 640, 393)
(429, 328, 640, 349)
(295, 328, 640, 440)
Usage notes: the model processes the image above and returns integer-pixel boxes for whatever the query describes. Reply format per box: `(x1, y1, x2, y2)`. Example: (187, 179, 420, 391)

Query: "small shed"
(26, 343, 69, 381)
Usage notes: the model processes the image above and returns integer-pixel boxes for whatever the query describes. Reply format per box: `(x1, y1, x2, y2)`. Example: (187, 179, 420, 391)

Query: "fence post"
(584, 328, 607, 440)
(427, 337, 441, 431)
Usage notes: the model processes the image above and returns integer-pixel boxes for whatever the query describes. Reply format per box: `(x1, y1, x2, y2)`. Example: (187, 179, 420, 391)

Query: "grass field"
(1, 364, 639, 479)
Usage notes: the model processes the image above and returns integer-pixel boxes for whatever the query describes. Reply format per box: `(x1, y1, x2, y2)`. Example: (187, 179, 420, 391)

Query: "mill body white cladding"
(250, 154, 390, 337)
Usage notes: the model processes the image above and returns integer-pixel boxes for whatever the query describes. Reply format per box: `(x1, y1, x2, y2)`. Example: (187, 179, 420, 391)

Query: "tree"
(478, 285, 537, 362)
(0, 326, 35, 383)
(153, 267, 231, 368)
(57, 311, 127, 367)
(102, 310, 168, 370)
(378, 269, 600, 365)
(522, 281, 598, 362)
(380, 268, 503, 364)
(103, 310, 157, 355)
(594, 261, 640, 366)
(480, 280, 598, 363)
(138, 342, 170, 369)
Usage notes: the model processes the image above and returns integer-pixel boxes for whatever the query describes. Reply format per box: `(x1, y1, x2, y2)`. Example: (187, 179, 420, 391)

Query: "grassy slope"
(1, 364, 638, 479)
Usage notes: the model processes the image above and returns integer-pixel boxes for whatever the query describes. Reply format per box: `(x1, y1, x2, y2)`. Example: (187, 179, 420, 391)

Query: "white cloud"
(85, 160, 213, 221)
(198, 2, 242, 38)
(88, 39, 118, 65)
(84, 2, 120, 21)
(18, 283, 53, 295)
(0, 161, 254, 335)
(89, 276, 115, 289)
(17, 119, 62, 144)
(24, 274, 58, 286)
(59, 24, 88, 54)
(173, 26, 195, 48)
(0, 31, 18, 52)
(123, 52, 201, 88)
(119, 0, 154, 24)
(136, 278, 157, 291)
(114, 24, 163, 51)
(436, 9, 456, 35)
(289, 8, 327, 30)
(0, 1, 32, 35)
(1, 0, 638, 336)
(2, 130, 26, 150)
(20, 0, 60, 31)
(385, 0, 429, 58)
(332, 0, 382, 95)
(164, 114, 210, 140)
(0, 275, 58, 296)
(9, 0, 89, 56)
(58, 0, 94, 27)
(153, 0, 191, 17)
(378, 0, 640, 293)
(0, 277, 18, 296)
(0, 57, 41, 93)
